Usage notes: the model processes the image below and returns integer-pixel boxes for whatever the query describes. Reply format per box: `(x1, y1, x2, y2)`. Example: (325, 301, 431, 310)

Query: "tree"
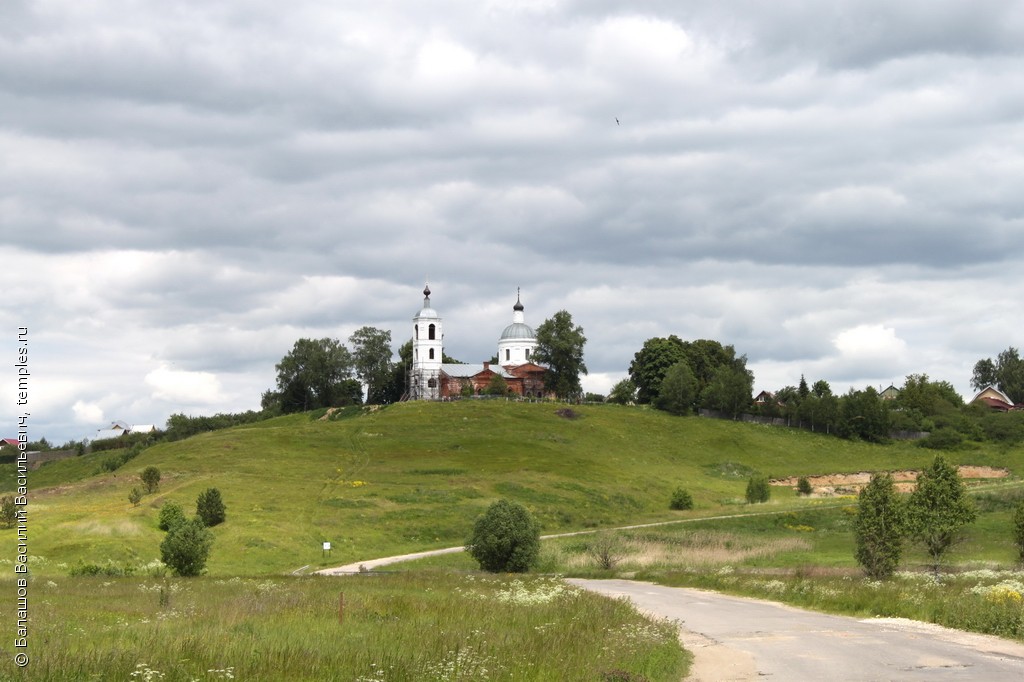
(607, 378, 636, 405)
(466, 499, 541, 573)
(128, 488, 142, 507)
(140, 466, 161, 494)
(906, 455, 977, 573)
(160, 518, 213, 577)
(655, 362, 697, 415)
(838, 387, 890, 442)
(854, 472, 905, 579)
(269, 338, 359, 414)
(485, 373, 510, 396)
(669, 487, 694, 510)
(745, 476, 771, 504)
(1013, 500, 1024, 564)
(533, 310, 587, 401)
(700, 360, 754, 418)
(349, 326, 394, 405)
(0, 496, 17, 528)
(158, 501, 188, 532)
(629, 336, 685, 404)
(196, 488, 226, 527)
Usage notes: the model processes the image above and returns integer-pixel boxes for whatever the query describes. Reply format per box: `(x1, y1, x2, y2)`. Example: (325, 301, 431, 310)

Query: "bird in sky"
(615, 117, 620, 125)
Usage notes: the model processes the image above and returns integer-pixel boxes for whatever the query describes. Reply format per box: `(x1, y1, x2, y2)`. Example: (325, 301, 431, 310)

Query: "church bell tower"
(410, 283, 443, 399)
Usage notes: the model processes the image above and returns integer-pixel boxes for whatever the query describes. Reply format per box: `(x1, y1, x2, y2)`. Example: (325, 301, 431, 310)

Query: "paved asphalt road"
(569, 579, 1024, 681)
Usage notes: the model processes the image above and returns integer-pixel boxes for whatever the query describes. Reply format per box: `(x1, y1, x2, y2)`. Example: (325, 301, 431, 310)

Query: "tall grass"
(2, 572, 687, 681)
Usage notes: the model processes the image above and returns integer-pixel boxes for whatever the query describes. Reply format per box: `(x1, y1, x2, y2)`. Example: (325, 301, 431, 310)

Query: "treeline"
(616, 336, 1024, 449)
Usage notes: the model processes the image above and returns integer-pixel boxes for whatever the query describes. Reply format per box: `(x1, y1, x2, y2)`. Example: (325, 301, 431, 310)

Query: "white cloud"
(145, 365, 225, 405)
(71, 400, 104, 425)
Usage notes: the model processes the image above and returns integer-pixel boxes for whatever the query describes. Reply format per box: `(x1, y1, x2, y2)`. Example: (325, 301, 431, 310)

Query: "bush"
(587, 532, 623, 570)
(669, 487, 693, 510)
(140, 466, 161, 494)
(745, 476, 771, 504)
(918, 427, 964, 450)
(797, 477, 813, 496)
(466, 499, 540, 573)
(196, 488, 226, 527)
(158, 502, 187, 532)
(128, 487, 142, 507)
(160, 518, 213, 577)
(0, 496, 17, 528)
(1014, 500, 1024, 564)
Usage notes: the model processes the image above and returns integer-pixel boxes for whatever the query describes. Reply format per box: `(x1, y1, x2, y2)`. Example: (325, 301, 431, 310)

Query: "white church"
(409, 284, 550, 400)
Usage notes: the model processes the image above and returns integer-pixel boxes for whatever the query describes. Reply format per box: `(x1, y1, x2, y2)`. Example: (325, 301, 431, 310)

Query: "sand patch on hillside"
(771, 466, 1010, 496)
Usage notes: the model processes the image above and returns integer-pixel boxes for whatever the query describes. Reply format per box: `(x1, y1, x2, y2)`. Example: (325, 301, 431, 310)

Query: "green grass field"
(5, 401, 1023, 576)
(5, 400, 1024, 678)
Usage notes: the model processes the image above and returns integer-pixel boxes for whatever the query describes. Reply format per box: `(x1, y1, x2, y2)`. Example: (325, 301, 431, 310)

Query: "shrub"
(196, 488, 226, 527)
(797, 477, 813, 496)
(140, 466, 161, 494)
(745, 476, 771, 504)
(918, 427, 964, 450)
(128, 487, 142, 507)
(669, 487, 694, 510)
(160, 518, 213, 577)
(0, 496, 17, 528)
(158, 502, 188, 532)
(1014, 500, 1024, 564)
(466, 499, 540, 573)
(587, 532, 623, 570)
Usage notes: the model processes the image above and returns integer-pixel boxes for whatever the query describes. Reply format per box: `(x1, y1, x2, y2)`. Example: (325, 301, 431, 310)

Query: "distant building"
(971, 385, 1016, 412)
(880, 385, 900, 400)
(408, 284, 551, 400)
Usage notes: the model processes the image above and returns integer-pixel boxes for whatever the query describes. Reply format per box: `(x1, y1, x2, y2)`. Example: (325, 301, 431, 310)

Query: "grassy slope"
(8, 401, 1024, 576)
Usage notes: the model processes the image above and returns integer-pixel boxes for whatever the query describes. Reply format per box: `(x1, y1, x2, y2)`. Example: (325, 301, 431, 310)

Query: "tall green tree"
(160, 518, 214, 577)
(655, 362, 697, 415)
(268, 338, 360, 414)
(629, 336, 686, 404)
(700, 359, 754, 418)
(854, 472, 905, 579)
(838, 386, 890, 442)
(533, 310, 587, 401)
(349, 326, 394, 404)
(906, 455, 977, 573)
(606, 378, 636, 405)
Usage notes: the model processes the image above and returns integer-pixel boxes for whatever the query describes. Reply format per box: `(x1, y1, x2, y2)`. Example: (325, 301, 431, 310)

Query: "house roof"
(93, 429, 126, 441)
(131, 424, 156, 433)
(440, 363, 514, 379)
(2, 438, 19, 447)
(971, 385, 1014, 407)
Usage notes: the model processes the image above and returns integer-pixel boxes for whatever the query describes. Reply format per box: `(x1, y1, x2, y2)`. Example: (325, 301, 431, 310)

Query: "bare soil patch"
(771, 466, 1010, 496)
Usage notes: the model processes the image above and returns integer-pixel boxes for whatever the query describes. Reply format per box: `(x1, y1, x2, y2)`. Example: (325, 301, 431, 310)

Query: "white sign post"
(323, 541, 331, 558)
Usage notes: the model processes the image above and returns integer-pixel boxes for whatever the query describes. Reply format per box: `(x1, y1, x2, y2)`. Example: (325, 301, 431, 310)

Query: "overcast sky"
(3, 1, 1024, 444)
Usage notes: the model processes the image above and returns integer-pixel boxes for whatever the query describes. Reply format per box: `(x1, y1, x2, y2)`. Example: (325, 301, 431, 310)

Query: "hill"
(7, 401, 1024, 575)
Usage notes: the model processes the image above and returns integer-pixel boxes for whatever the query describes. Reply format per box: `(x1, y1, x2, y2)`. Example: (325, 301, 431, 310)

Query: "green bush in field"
(797, 477, 813, 496)
(669, 487, 693, 510)
(854, 472, 905, 579)
(1014, 500, 1024, 564)
(158, 501, 187, 532)
(128, 487, 142, 507)
(141, 466, 161, 494)
(745, 476, 770, 504)
(160, 518, 213, 577)
(1, 496, 18, 527)
(466, 499, 540, 573)
(196, 488, 226, 527)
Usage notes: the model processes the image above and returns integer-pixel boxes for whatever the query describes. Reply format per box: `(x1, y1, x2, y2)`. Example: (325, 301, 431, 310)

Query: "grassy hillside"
(8, 401, 1024, 576)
